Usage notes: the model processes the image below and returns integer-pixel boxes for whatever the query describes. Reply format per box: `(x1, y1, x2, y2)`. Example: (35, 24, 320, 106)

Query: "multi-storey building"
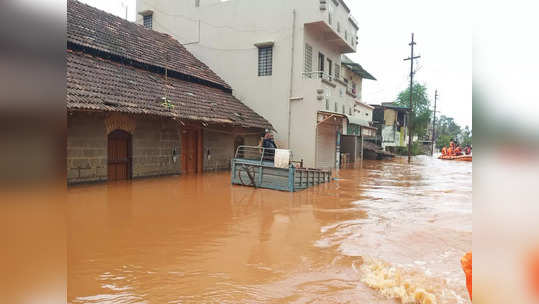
(136, 0, 375, 169)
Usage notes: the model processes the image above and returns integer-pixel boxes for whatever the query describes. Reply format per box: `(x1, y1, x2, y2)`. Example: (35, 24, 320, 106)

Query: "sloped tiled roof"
(67, 0, 230, 89)
(67, 50, 272, 129)
(342, 55, 376, 81)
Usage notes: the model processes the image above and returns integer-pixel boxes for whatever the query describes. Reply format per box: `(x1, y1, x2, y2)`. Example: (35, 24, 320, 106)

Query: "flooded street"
(67, 156, 471, 304)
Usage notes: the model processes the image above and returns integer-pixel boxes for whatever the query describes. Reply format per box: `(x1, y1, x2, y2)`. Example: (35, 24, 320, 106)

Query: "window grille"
(327, 59, 333, 77)
(258, 46, 273, 76)
(143, 14, 153, 29)
(335, 63, 340, 80)
(304, 44, 313, 74)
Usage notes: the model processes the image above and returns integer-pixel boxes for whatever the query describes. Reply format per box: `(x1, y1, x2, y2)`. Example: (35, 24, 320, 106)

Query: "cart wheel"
(239, 165, 257, 188)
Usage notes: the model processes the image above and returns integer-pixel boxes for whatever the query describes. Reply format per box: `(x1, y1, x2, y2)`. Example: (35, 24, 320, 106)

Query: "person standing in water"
(261, 132, 277, 162)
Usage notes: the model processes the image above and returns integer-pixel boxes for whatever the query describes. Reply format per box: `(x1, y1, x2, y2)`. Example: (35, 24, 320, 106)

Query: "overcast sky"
(78, 0, 472, 128)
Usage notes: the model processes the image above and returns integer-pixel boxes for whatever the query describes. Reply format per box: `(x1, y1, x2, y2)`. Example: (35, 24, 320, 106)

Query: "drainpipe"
(287, 9, 296, 149)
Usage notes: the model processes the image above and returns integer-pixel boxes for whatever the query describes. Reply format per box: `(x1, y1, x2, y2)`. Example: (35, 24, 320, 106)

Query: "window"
(304, 43, 313, 75)
(328, 3, 333, 25)
(258, 46, 273, 76)
(143, 14, 153, 29)
(327, 59, 333, 78)
(349, 107, 352, 115)
(342, 104, 345, 114)
(195, 0, 200, 7)
(337, 22, 341, 33)
(318, 52, 325, 77)
(325, 99, 329, 110)
(345, 30, 348, 41)
(334, 102, 338, 112)
(335, 63, 340, 80)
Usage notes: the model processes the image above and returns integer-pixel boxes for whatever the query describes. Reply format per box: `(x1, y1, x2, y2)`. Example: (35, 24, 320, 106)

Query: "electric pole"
(403, 33, 420, 164)
(431, 89, 438, 156)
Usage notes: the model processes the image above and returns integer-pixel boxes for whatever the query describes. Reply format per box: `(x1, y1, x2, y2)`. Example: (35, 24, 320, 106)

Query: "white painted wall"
(136, 0, 359, 168)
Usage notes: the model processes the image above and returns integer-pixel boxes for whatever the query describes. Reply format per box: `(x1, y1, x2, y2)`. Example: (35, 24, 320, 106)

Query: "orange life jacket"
(447, 147, 454, 156)
(441, 147, 447, 155)
(461, 252, 472, 300)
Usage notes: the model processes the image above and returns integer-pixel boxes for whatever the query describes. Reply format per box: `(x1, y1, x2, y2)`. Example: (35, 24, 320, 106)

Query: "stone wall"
(67, 112, 108, 183)
(67, 112, 264, 183)
(67, 112, 182, 184)
(202, 130, 261, 171)
(132, 118, 181, 178)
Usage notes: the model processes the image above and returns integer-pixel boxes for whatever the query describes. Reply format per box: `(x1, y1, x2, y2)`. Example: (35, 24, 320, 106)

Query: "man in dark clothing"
(262, 132, 277, 162)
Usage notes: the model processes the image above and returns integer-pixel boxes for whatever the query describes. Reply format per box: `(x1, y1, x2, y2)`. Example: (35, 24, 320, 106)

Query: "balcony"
(302, 71, 337, 87)
(304, 13, 356, 53)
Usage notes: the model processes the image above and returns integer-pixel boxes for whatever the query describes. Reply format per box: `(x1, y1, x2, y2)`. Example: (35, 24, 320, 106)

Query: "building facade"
(371, 103, 409, 149)
(67, 0, 271, 184)
(135, 0, 375, 169)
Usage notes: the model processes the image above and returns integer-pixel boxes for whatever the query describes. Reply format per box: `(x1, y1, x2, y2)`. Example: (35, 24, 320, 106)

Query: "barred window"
(304, 43, 313, 74)
(258, 46, 273, 76)
(143, 14, 153, 29)
(335, 63, 340, 80)
(327, 59, 333, 77)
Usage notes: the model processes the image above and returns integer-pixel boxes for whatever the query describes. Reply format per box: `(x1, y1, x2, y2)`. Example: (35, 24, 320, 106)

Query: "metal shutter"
(316, 124, 336, 169)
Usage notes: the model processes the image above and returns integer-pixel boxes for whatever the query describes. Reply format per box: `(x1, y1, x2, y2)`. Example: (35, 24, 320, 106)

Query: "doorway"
(181, 129, 203, 174)
(108, 129, 131, 181)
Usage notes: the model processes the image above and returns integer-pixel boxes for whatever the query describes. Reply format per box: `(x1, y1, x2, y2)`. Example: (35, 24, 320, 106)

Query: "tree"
(435, 115, 464, 149)
(461, 125, 472, 146)
(394, 83, 432, 138)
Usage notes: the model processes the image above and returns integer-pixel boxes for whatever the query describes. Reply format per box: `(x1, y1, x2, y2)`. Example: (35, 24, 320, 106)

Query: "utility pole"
(431, 89, 438, 156)
(403, 33, 420, 163)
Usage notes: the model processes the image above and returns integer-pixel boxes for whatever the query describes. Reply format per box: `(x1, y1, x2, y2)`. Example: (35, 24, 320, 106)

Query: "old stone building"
(66, 0, 272, 184)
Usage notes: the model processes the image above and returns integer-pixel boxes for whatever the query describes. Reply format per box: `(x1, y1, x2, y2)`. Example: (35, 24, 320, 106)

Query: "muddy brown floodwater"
(67, 156, 472, 304)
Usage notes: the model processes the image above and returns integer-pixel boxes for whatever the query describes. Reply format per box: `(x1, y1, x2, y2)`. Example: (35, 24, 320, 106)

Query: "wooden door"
(181, 129, 202, 174)
(108, 130, 131, 181)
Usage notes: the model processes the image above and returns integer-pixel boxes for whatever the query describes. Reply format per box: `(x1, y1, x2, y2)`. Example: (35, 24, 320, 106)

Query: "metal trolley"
(231, 146, 332, 192)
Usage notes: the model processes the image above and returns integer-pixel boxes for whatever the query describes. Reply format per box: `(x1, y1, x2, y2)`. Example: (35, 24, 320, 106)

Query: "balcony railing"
(302, 71, 334, 82)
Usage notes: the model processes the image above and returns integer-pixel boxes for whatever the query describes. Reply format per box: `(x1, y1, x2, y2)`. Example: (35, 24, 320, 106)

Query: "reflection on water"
(68, 156, 471, 303)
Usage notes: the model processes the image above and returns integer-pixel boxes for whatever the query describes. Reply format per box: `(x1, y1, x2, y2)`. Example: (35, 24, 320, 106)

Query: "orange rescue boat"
(438, 155, 472, 162)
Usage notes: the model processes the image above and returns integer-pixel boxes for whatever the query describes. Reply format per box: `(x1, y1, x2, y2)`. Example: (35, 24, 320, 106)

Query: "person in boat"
(441, 146, 447, 156)
(447, 145, 454, 156)
(455, 145, 463, 156)
(262, 132, 277, 162)
(465, 145, 472, 155)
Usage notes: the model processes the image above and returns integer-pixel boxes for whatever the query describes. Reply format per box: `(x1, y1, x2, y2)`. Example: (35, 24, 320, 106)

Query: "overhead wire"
(139, 0, 291, 34)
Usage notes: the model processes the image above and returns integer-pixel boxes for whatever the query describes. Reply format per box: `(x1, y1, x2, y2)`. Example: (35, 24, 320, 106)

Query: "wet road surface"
(68, 156, 472, 303)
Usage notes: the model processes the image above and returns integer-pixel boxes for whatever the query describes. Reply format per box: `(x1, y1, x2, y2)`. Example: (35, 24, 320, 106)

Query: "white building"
(136, 0, 375, 169)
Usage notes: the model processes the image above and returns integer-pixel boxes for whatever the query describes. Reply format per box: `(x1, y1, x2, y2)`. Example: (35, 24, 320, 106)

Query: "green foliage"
(161, 97, 175, 110)
(394, 83, 432, 138)
(461, 125, 472, 146)
(392, 142, 425, 156)
(435, 115, 472, 150)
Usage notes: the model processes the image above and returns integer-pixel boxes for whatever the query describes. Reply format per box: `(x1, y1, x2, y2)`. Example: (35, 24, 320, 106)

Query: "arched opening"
(234, 136, 245, 158)
(108, 129, 132, 181)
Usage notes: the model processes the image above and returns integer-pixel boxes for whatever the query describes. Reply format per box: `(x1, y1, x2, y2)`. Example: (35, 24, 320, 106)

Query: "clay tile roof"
(67, 0, 230, 90)
(67, 50, 272, 129)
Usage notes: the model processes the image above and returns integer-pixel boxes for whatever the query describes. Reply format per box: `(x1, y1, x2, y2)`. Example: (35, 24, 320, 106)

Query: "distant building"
(66, 0, 272, 184)
(371, 103, 409, 149)
(136, 0, 375, 169)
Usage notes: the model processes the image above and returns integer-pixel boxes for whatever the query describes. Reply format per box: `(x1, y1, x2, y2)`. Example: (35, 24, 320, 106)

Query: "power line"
(403, 33, 421, 163)
(139, 0, 291, 33)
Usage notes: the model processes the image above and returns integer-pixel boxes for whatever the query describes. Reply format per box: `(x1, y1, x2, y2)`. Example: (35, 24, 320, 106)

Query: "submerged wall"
(67, 112, 182, 184)
(67, 112, 263, 184)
